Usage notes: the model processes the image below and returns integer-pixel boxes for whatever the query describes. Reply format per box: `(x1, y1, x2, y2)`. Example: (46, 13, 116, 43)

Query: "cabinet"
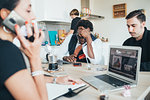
(113, 3, 127, 18)
(31, 0, 81, 22)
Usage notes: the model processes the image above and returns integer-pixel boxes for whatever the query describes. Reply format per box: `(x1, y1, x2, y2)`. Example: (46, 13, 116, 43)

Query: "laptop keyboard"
(95, 74, 129, 87)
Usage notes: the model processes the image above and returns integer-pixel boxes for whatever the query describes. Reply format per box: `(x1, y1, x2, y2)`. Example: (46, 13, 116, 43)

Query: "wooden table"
(43, 63, 150, 100)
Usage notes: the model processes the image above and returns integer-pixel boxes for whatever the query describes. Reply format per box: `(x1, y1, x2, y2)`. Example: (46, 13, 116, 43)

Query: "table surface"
(42, 63, 150, 100)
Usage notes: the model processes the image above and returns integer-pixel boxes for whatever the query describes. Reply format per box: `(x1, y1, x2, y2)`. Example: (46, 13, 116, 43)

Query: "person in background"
(53, 9, 81, 59)
(0, 0, 81, 100)
(123, 10, 150, 71)
(56, 19, 104, 65)
(67, 9, 81, 35)
(55, 9, 81, 55)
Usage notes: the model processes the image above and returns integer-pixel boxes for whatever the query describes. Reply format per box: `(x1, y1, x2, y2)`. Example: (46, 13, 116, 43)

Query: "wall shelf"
(113, 3, 127, 18)
(80, 13, 104, 20)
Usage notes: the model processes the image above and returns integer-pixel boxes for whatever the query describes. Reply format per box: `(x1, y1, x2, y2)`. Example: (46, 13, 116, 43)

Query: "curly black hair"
(76, 19, 93, 31)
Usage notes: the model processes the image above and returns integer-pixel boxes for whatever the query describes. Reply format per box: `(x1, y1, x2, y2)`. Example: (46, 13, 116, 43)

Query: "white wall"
(31, 0, 81, 22)
(90, 0, 150, 45)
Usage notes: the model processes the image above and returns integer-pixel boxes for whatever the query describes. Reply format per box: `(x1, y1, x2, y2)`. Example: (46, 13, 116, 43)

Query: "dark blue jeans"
(140, 62, 150, 71)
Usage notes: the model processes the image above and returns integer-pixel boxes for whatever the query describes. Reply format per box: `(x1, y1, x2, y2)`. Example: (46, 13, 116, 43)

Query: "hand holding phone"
(14, 23, 45, 59)
(2, 10, 34, 42)
(20, 25, 35, 42)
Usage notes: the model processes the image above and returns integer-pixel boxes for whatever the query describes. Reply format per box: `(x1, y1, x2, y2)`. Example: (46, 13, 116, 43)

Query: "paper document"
(46, 83, 86, 100)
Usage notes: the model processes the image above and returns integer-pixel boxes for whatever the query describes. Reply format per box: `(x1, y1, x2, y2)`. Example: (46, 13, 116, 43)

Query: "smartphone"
(2, 10, 34, 42)
(73, 63, 82, 67)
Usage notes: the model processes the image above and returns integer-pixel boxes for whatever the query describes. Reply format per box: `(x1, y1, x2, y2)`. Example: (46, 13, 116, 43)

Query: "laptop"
(81, 45, 142, 92)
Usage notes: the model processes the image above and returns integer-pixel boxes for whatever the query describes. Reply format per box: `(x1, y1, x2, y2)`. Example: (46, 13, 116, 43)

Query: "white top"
(53, 34, 104, 65)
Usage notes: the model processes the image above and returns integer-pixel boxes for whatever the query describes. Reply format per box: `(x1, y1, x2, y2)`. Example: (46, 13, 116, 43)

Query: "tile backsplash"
(40, 21, 70, 43)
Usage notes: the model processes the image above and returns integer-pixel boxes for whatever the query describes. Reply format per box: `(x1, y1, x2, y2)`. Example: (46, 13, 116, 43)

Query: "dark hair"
(77, 19, 93, 31)
(0, 0, 20, 24)
(70, 9, 79, 16)
(126, 10, 146, 23)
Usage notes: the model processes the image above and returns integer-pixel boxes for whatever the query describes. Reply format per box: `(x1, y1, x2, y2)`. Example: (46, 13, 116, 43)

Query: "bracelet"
(31, 70, 44, 76)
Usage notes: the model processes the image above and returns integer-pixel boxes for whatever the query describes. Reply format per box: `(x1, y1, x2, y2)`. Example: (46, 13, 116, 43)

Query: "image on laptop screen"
(109, 48, 138, 80)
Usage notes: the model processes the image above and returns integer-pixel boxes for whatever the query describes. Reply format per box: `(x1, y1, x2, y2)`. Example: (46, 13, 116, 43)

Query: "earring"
(3, 26, 11, 33)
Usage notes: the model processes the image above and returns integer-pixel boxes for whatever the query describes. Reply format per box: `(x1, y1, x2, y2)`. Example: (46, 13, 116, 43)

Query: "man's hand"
(77, 27, 94, 59)
(63, 54, 77, 62)
(79, 28, 90, 39)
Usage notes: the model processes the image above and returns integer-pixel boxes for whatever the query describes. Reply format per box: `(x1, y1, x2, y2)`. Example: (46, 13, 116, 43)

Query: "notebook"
(46, 83, 86, 100)
(81, 45, 142, 92)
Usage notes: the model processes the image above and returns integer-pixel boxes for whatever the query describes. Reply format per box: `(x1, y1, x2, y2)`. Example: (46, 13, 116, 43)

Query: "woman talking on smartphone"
(0, 0, 48, 100)
(0, 0, 81, 100)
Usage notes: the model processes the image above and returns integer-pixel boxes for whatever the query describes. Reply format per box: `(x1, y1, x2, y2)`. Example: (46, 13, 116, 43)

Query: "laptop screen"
(108, 48, 139, 80)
